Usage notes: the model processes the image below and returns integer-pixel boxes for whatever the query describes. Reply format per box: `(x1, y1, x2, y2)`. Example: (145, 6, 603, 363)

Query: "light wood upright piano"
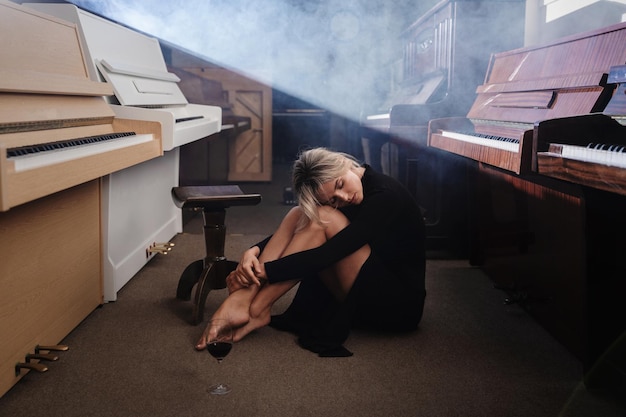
(0, 1, 162, 397)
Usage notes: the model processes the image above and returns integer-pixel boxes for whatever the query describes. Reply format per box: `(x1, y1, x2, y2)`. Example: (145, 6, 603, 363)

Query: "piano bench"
(171, 185, 262, 325)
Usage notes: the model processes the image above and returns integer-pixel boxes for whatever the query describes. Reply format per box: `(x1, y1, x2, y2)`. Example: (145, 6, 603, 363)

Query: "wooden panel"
(185, 68, 273, 182)
(472, 165, 588, 360)
(467, 87, 605, 123)
(0, 94, 113, 129)
(229, 90, 266, 180)
(0, 0, 110, 96)
(164, 46, 273, 181)
(0, 180, 102, 397)
(485, 22, 626, 87)
(537, 153, 626, 196)
(473, 164, 626, 376)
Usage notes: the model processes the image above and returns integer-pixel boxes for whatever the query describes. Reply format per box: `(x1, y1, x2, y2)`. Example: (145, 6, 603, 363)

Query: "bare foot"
(233, 306, 271, 342)
(194, 288, 257, 350)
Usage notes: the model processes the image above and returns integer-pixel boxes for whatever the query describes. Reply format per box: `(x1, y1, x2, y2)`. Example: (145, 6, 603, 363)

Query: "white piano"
(27, 3, 222, 301)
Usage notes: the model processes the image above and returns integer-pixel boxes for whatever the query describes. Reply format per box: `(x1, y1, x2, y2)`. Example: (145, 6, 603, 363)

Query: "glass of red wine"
(206, 318, 234, 395)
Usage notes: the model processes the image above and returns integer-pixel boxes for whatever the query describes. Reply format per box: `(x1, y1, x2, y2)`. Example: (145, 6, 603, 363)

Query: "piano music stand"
(171, 185, 261, 324)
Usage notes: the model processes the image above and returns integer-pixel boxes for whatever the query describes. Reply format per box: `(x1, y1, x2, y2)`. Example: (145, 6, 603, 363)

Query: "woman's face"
(317, 166, 364, 208)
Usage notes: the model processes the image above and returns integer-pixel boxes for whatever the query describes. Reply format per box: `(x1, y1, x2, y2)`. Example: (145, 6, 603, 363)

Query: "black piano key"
(586, 143, 626, 153)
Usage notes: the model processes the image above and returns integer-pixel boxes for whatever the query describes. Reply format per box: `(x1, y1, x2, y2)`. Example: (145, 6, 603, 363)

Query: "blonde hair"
(292, 148, 361, 227)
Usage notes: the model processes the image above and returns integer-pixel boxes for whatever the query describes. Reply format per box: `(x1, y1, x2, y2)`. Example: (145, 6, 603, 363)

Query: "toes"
(195, 335, 207, 351)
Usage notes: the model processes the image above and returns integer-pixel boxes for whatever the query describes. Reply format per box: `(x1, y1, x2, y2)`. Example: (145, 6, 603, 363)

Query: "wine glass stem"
(210, 360, 230, 394)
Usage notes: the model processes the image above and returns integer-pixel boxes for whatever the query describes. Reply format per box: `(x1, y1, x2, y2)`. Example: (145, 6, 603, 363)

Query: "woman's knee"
(317, 206, 350, 237)
(296, 208, 330, 236)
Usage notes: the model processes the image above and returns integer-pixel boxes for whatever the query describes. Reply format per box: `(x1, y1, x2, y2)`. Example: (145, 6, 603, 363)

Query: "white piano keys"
(10, 134, 153, 172)
(110, 103, 221, 151)
(558, 143, 626, 168)
(439, 130, 520, 152)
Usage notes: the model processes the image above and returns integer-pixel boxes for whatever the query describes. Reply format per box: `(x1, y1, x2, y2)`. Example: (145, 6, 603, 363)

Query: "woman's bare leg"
(317, 206, 371, 301)
(226, 209, 329, 340)
(235, 205, 370, 340)
(196, 205, 370, 348)
(196, 207, 305, 349)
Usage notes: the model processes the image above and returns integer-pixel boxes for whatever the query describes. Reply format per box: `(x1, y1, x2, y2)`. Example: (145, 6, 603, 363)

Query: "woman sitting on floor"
(195, 147, 426, 356)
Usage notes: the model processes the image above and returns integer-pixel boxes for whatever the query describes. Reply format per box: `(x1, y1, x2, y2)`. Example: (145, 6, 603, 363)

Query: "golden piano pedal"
(146, 242, 175, 257)
(15, 345, 69, 377)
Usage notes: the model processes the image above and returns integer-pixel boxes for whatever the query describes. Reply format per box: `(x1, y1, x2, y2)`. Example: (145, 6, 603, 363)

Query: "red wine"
(207, 341, 232, 360)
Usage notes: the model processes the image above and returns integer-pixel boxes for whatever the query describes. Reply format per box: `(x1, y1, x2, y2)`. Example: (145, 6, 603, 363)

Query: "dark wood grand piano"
(361, 0, 525, 254)
(428, 22, 626, 388)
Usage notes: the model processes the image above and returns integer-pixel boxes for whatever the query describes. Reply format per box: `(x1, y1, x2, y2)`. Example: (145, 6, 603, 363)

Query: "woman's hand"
(230, 246, 267, 287)
(225, 271, 246, 294)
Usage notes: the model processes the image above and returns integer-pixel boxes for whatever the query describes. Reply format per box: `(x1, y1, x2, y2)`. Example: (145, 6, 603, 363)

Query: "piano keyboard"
(439, 130, 520, 152)
(550, 142, 626, 168)
(8, 132, 154, 172)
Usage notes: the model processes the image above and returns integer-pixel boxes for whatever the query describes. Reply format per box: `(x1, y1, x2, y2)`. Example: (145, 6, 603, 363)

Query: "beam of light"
(67, 0, 416, 120)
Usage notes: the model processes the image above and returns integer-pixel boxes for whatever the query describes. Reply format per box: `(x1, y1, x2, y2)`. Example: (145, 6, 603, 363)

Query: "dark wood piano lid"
(482, 21, 626, 93)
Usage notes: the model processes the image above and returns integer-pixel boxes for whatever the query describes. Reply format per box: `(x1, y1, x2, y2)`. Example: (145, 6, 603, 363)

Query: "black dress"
(259, 165, 426, 356)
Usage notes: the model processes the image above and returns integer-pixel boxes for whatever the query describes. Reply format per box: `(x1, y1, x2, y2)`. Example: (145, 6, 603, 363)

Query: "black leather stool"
(172, 185, 261, 324)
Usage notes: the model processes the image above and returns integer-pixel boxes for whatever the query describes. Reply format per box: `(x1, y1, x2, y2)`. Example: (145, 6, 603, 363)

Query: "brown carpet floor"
(0, 164, 624, 417)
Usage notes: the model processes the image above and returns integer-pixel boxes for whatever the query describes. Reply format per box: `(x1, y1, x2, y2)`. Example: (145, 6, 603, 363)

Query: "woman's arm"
(231, 206, 303, 288)
(264, 187, 402, 282)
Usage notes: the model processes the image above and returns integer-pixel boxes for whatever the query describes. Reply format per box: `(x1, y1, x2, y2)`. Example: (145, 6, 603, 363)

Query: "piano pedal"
(504, 290, 529, 305)
(15, 362, 48, 376)
(26, 353, 59, 362)
(493, 283, 528, 305)
(494, 284, 553, 307)
(35, 344, 69, 354)
(15, 344, 69, 376)
(146, 242, 175, 257)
